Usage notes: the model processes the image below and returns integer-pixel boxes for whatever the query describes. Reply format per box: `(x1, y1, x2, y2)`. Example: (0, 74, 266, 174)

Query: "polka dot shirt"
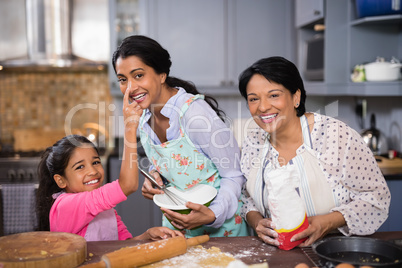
(240, 113, 390, 236)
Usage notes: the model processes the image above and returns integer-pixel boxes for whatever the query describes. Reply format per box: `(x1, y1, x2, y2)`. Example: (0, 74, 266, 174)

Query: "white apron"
(246, 115, 337, 219)
(84, 209, 119, 241)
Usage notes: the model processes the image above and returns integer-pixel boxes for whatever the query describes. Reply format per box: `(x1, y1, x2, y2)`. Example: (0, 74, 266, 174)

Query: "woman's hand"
(161, 202, 216, 230)
(141, 170, 164, 200)
(255, 218, 280, 247)
(291, 212, 346, 247)
(246, 211, 279, 246)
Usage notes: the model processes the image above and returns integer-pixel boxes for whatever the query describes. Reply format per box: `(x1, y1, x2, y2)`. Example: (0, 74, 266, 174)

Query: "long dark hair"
(238, 56, 306, 117)
(36, 135, 98, 231)
(112, 35, 225, 120)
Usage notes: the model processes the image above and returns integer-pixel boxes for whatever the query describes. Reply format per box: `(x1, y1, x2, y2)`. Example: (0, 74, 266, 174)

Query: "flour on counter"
(233, 243, 273, 259)
(140, 245, 268, 268)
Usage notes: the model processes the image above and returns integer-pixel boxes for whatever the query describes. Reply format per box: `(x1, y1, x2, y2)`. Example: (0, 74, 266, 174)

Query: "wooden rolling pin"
(81, 235, 209, 268)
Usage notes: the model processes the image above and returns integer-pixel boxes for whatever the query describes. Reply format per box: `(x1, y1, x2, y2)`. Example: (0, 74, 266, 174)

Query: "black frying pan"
(312, 236, 402, 268)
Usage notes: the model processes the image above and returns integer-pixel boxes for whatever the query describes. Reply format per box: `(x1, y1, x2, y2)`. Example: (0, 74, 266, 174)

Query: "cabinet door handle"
(313, 10, 321, 15)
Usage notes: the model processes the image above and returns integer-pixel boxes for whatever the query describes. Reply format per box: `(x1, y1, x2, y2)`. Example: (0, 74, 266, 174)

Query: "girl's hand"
(147, 227, 185, 240)
(141, 170, 164, 200)
(123, 88, 143, 130)
(161, 202, 216, 230)
(255, 218, 280, 247)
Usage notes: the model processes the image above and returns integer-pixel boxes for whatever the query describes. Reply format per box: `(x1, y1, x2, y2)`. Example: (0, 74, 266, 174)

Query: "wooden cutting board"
(0, 231, 86, 268)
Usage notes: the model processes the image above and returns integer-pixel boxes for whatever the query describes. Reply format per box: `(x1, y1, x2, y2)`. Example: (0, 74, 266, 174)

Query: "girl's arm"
(119, 88, 143, 196)
(50, 181, 127, 235)
(131, 227, 184, 240)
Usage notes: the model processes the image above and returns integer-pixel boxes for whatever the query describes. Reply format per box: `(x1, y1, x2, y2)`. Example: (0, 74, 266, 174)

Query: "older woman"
(238, 56, 390, 247)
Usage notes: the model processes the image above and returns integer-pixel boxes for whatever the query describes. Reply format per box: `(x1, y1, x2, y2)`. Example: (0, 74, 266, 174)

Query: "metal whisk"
(139, 168, 188, 206)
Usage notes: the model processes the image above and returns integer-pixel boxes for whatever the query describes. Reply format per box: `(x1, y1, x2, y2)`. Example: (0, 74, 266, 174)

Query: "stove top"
(0, 154, 41, 183)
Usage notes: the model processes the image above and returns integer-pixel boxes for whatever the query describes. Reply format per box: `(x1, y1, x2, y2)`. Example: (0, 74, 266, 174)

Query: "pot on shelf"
(364, 57, 402, 81)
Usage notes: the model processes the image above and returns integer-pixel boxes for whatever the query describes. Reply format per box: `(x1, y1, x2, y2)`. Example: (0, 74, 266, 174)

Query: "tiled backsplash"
(0, 68, 112, 150)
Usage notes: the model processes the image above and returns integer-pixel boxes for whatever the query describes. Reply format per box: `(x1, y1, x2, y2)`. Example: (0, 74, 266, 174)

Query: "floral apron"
(139, 95, 249, 237)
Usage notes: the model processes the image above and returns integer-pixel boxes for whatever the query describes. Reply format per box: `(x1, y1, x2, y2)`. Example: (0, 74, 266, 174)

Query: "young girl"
(112, 35, 249, 237)
(36, 134, 183, 241)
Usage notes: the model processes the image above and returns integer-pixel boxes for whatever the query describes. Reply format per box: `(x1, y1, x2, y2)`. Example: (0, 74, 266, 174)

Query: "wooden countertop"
(377, 156, 402, 176)
(81, 232, 402, 267)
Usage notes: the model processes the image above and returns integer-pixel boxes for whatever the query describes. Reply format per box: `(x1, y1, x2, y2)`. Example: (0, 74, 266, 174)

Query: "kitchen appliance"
(304, 34, 324, 81)
(361, 114, 388, 155)
(0, 0, 109, 67)
(0, 156, 40, 236)
(364, 57, 402, 81)
(81, 235, 209, 268)
(313, 236, 402, 267)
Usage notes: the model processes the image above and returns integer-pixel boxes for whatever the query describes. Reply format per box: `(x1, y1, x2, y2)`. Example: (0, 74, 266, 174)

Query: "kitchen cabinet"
(296, 0, 402, 96)
(143, 0, 295, 89)
(295, 0, 324, 28)
(108, 0, 149, 95)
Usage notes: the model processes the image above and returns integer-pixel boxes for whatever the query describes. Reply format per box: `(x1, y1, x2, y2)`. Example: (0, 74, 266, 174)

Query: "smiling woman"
(238, 56, 390, 249)
(111, 35, 250, 237)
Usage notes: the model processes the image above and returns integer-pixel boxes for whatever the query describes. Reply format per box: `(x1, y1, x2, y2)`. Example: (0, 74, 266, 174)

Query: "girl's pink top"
(49, 180, 132, 240)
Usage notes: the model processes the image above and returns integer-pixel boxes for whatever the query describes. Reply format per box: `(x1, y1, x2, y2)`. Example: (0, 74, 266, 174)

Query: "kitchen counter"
(81, 232, 402, 267)
(377, 157, 402, 177)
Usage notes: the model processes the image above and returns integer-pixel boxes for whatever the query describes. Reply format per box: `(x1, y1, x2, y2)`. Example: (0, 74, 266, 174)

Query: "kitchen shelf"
(296, 1, 402, 97)
(111, 86, 243, 97)
(305, 81, 402, 96)
(202, 86, 240, 96)
(350, 14, 402, 26)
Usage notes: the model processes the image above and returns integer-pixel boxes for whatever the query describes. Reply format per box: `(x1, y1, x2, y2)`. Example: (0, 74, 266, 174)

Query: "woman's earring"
(296, 103, 299, 108)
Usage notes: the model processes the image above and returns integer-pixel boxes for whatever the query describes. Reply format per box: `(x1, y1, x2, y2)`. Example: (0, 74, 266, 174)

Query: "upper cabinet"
(145, 0, 227, 88)
(296, 0, 402, 96)
(295, 0, 324, 28)
(143, 0, 295, 90)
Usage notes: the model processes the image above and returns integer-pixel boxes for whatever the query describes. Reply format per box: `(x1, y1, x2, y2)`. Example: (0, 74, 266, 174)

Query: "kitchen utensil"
(81, 235, 209, 268)
(153, 183, 217, 212)
(0, 231, 87, 268)
(139, 168, 188, 205)
(313, 236, 402, 267)
(361, 114, 387, 155)
(364, 57, 402, 81)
